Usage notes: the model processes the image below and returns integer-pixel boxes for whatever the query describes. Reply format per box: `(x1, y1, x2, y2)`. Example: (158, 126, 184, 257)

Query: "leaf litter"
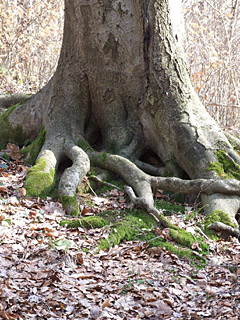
(0, 153, 239, 320)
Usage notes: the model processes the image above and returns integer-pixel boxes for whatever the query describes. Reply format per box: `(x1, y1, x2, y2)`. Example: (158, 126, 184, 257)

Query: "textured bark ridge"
(1, 0, 240, 234)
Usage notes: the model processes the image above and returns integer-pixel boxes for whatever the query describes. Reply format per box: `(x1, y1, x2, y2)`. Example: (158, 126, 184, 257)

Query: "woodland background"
(0, 0, 240, 129)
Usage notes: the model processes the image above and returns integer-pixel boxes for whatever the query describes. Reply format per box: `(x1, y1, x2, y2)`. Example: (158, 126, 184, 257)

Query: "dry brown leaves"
(0, 155, 239, 320)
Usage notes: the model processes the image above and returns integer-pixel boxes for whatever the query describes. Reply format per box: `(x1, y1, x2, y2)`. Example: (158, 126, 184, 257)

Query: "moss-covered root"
(59, 143, 90, 216)
(61, 195, 80, 216)
(169, 228, 208, 253)
(98, 215, 148, 251)
(204, 209, 239, 238)
(60, 216, 109, 229)
(25, 151, 56, 197)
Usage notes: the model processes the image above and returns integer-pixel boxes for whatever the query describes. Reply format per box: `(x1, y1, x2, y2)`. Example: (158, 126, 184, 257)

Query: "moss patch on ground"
(208, 149, 240, 179)
(155, 200, 185, 214)
(25, 158, 55, 197)
(98, 211, 207, 264)
(97, 213, 156, 251)
(21, 127, 46, 165)
(60, 204, 208, 264)
(60, 216, 109, 229)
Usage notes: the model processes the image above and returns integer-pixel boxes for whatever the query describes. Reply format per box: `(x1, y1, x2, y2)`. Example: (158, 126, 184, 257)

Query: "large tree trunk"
(1, 0, 240, 230)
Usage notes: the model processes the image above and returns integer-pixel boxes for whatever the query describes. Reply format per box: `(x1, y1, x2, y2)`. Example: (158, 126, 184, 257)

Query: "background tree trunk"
(1, 0, 239, 231)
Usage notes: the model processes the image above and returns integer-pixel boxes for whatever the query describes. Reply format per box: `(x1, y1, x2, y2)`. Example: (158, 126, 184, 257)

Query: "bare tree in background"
(184, 0, 240, 128)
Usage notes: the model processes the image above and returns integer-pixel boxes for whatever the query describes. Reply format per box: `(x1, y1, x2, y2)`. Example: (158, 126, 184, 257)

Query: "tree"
(1, 0, 240, 234)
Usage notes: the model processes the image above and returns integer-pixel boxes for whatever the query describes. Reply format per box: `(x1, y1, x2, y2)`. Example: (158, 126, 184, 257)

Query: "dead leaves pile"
(0, 155, 239, 320)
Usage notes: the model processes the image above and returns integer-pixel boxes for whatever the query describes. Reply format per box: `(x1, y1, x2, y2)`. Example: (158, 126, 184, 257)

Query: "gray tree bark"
(1, 0, 239, 231)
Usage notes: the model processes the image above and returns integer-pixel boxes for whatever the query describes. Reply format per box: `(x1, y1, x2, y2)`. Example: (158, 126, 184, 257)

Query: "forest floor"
(0, 148, 239, 320)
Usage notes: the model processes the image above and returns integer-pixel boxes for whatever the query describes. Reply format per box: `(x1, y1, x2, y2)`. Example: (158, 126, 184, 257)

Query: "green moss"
(169, 228, 208, 253)
(203, 210, 238, 239)
(155, 200, 185, 214)
(147, 236, 206, 265)
(205, 210, 238, 229)
(159, 213, 178, 229)
(208, 149, 240, 179)
(98, 212, 176, 250)
(95, 208, 208, 265)
(1, 153, 9, 160)
(0, 104, 27, 148)
(77, 140, 94, 152)
(25, 158, 55, 197)
(61, 195, 79, 216)
(21, 127, 46, 165)
(100, 209, 157, 227)
(60, 216, 109, 229)
(97, 211, 156, 251)
(98, 214, 206, 264)
(101, 152, 108, 164)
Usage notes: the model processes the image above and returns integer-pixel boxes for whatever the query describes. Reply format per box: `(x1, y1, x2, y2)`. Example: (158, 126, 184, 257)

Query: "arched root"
(88, 150, 155, 209)
(58, 142, 90, 215)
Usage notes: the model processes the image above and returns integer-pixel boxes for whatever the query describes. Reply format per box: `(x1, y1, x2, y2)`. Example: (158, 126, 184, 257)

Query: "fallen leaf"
(102, 298, 110, 310)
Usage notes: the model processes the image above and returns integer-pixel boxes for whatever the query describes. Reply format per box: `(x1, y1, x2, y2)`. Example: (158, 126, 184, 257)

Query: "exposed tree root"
(224, 131, 240, 151)
(0, 93, 31, 113)
(151, 176, 240, 196)
(201, 193, 240, 227)
(59, 141, 90, 215)
(209, 222, 239, 238)
(134, 159, 165, 176)
(85, 149, 240, 233)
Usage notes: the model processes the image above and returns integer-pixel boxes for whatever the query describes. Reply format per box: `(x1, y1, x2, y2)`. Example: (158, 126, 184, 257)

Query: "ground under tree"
(1, 0, 240, 235)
